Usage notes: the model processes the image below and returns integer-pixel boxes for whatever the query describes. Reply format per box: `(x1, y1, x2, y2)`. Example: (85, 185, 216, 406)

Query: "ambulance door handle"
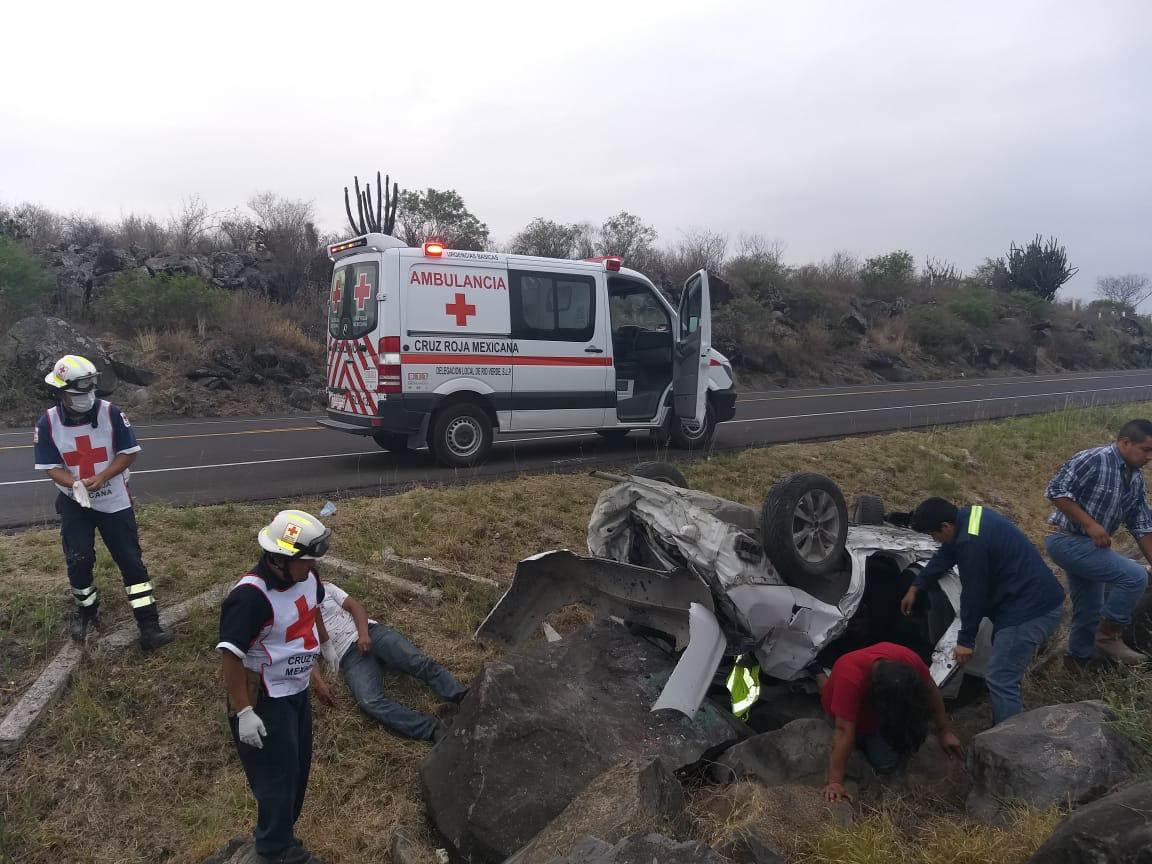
(585, 346, 604, 354)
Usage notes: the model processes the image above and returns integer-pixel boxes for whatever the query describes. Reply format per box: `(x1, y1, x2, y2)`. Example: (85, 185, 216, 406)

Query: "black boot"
(69, 608, 99, 642)
(138, 619, 175, 651)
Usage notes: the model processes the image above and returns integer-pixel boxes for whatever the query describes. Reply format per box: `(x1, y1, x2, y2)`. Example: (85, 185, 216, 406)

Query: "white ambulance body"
(319, 233, 737, 467)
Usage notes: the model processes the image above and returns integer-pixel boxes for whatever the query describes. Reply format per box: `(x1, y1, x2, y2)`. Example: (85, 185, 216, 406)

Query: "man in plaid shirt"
(1045, 419, 1152, 667)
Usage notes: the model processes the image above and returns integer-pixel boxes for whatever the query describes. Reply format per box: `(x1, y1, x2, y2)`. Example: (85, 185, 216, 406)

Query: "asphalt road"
(4, 368, 1152, 528)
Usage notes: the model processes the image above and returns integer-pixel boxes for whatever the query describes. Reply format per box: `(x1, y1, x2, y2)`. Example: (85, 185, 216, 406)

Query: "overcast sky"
(3, 0, 1149, 299)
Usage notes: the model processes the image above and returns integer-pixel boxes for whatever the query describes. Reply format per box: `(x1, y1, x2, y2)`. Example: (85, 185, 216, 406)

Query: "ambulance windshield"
(328, 261, 379, 340)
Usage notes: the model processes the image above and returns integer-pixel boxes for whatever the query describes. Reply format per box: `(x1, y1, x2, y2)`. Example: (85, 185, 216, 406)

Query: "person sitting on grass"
(318, 579, 467, 742)
(819, 642, 963, 803)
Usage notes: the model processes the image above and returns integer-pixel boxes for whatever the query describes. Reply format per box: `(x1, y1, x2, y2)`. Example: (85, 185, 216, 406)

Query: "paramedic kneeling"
(217, 510, 338, 864)
(819, 642, 962, 803)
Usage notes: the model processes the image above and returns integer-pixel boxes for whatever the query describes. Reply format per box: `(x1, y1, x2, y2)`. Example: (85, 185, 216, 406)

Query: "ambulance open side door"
(672, 270, 712, 425)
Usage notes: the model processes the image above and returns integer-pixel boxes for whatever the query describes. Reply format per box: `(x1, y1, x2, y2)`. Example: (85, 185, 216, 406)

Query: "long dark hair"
(871, 660, 931, 755)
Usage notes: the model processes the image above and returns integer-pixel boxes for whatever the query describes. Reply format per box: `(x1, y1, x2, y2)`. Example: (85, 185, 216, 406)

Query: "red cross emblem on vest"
(445, 293, 477, 326)
(63, 435, 108, 480)
(353, 273, 373, 313)
(284, 595, 318, 649)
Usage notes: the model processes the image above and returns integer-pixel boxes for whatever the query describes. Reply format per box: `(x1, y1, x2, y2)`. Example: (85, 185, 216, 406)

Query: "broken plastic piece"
(652, 602, 727, 717)
(320, 501, 337, 517)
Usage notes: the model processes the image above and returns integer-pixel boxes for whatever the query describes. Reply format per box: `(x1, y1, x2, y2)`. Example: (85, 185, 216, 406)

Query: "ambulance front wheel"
(373, 432, 411, 453)
(430, 402, 493, 467)
(668, 402, 716, 450)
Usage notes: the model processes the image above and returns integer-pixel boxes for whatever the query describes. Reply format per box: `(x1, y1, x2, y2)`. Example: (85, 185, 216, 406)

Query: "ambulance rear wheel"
(430, 403, 492, 468)
(372, 432, 410, 453)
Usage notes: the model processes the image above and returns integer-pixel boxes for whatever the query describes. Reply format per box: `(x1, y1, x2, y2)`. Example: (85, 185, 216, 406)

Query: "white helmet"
(44, 355, 99, 393)
(258, 509, 331, 559)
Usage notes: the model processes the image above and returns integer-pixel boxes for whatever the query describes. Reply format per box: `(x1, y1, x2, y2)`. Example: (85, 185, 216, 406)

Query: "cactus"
(344, 172, 399, 236)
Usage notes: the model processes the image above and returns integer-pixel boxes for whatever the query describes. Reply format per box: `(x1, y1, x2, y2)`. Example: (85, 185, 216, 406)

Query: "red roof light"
(424, 242, 445, 257)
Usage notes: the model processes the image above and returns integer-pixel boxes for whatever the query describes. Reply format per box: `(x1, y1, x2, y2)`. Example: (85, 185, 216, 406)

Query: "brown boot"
(1094, 618, 1148, 665)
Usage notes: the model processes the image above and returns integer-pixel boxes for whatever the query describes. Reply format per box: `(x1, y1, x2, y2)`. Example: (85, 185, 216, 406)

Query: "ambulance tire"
(668, 402, 716, 450)
(430, 402, 493, 468)
(372, 432, 410, 453)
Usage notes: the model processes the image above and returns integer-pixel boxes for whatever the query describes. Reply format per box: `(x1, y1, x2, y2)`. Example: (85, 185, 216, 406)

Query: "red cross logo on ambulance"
(352, 273, 373, 313)
(330, 271, 346, 312)
(445, 293, 477, 326)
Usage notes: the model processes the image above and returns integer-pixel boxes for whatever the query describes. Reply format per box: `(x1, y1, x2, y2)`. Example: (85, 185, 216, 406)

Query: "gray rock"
(145, 254, 208, 278)
(1027, 779, 1152, 864)
(712, 718, 873, 788)
(54, 265, 91, 311)
(547, 834, 726, 864)
(109, 357, 158, 387)
(239, 266, 269, 293)
(505, 759, 685, 864)
(287, 387, 313, 409)
(205, 378, 233, 391)
(211, 251, 246, 281)
(252, 348, 280, 369)
(839, 310, 868, 338)
(93, 247, 136, 276)
(201, 836, 255, 864)
(966, 700, 1140, 824)
(421, 621, 742, 864)
(2, 316, 111, 385)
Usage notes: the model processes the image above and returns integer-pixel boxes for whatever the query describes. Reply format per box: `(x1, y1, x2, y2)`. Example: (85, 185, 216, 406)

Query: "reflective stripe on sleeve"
(968, 505, 984, 536)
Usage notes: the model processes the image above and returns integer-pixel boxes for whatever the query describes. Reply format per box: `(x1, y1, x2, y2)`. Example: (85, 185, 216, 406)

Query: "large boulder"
(145, 254, 209, 279)
(712, 718, 872, 788)
(1027, 780, 1152, 864)
(546, 834, 726, 864)
(54, 265, 91, 311)
(966, 700, 1140, 824)
(211, 251, 246, 282)
(1, 316, 112, 386)
(93, 247, 136, 276)
(505, 759, 685, 864)
(421, 621, 742, 864)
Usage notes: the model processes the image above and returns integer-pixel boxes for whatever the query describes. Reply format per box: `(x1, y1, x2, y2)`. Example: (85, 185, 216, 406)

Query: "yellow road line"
(0, 426, 324, 452)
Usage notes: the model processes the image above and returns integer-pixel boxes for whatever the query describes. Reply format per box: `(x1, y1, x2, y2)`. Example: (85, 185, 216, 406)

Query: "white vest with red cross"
(45, 403, 132, 513)
(235, 572, 322, 697)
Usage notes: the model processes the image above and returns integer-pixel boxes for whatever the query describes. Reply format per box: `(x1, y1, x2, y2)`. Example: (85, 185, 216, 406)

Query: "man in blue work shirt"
(1045, 419, 1152, 667)
(901, 498, 1065, 725)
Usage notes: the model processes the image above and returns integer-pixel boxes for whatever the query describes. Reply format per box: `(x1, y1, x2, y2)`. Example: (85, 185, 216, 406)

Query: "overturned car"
(477, 463, 991, 720)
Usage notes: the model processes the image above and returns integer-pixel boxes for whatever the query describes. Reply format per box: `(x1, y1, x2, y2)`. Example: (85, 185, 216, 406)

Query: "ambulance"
(318, 233, 737, 467)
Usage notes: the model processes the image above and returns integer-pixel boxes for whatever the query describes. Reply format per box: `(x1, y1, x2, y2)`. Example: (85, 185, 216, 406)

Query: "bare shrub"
(871, 318, 911, 355)
(113, 213, 170, 252)
(167, 195, 216, 254)
(248, 192, 323, 301)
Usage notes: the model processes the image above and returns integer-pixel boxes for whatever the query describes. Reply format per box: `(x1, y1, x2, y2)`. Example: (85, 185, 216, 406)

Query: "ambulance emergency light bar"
(584, 255, 624, 271)
(328, 237, 368, 256)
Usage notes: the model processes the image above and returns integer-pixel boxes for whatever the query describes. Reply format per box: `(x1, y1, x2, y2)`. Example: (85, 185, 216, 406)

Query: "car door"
(673, 270, 712, 425)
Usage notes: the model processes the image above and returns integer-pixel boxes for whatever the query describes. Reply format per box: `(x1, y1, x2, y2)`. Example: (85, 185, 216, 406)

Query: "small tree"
(248, 193, 323, 300)
(396, 188, 489, 251)
(725, 234, 789, 302)
(969, 256, 1011, 293)
(510, 218, 581, 258)
(1096, 273, 1152, 313)
(860, 250, 915, 299)
(1003, 235, 1077, 302)
(0, 236, 55, 327)
(597, 211, 657, 261)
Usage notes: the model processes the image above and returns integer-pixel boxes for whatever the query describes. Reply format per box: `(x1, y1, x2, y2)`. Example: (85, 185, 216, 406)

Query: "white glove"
(321, 641, 339, 672)
(72, 480, 91, 509)
(236, 706, 266, 749)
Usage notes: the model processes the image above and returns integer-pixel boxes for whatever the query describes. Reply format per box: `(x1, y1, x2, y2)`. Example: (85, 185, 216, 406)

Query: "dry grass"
(3, 402, 1152, 862)
(870, 318, 912, 355)
(215, 293, 323, 359)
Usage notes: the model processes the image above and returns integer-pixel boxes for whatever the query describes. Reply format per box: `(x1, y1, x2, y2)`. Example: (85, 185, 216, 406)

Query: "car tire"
(851, 494, 886, 526)
(429, 402, 493, 468)
(372, 432, 410, 453)
(761, 473, 849, 579)
(669, 402, 716, 450)
(596, 429, 631, 440)
(629, 461, 688, 488)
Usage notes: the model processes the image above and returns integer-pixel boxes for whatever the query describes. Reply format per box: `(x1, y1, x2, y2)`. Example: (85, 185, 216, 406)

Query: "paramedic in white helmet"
(216, 509, 337, 864)
(33, 354, 174, 650)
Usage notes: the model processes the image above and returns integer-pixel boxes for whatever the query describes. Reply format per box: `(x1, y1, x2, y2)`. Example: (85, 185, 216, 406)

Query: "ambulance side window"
(328, 262, 379, 340)
(510, 271, 596, 341)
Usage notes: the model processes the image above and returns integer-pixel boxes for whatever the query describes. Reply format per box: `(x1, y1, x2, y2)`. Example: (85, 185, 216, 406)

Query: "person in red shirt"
(819, 642, 963, 802)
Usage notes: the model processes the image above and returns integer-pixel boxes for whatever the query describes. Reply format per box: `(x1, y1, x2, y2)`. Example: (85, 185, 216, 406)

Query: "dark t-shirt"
(821, 642, 933, 734)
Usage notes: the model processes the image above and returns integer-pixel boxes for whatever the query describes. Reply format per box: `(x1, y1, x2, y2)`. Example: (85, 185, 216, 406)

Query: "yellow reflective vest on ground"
(726, 655, 761, 719)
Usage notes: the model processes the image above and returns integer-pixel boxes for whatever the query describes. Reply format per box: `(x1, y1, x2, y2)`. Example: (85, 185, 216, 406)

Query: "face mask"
(63, 391, 96, 413)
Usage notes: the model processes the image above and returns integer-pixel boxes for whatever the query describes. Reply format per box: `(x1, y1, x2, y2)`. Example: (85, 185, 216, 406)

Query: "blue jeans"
(985, 605, 1063, 725)
(1046, 533, 1148, 659)
(858, 731, 906, 774)
(340, 622, 466, 740)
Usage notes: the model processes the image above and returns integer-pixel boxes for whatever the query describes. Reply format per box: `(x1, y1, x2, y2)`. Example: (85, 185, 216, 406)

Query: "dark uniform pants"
(230, 688, 313, 858)
(56, 492, 158, 625)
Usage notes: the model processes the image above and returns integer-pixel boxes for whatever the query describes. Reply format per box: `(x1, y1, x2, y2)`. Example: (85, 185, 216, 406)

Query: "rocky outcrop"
(544, 834, 727, 864)
(1027, 779, 1152, 864)
(420, 621, 743, 864)
(712, 718, 872, 788)
(966, 700, 1141, 824)
(1, 316, 113, 385)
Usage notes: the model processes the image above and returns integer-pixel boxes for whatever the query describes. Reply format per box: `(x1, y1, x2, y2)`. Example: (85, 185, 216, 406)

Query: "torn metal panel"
(652, 603, 727, 717)
(475, 550, 713, 650)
